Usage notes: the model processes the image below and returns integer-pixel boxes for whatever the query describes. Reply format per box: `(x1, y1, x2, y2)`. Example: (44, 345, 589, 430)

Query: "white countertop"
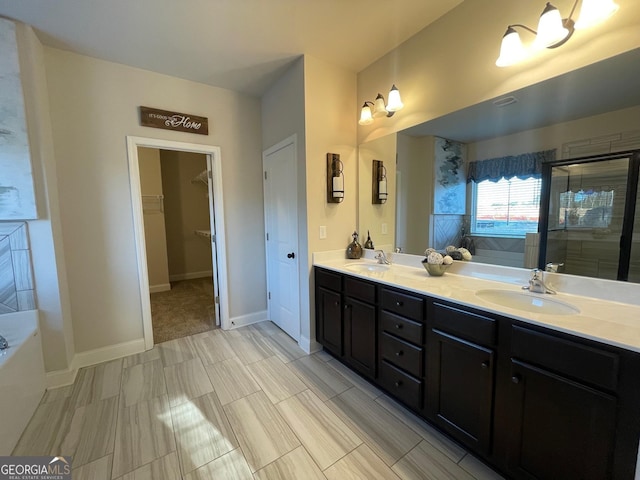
(313, 250, 640, 354)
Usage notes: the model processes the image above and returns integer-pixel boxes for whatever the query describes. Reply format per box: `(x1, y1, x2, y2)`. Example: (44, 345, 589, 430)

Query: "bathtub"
(0, 310, 45, 455)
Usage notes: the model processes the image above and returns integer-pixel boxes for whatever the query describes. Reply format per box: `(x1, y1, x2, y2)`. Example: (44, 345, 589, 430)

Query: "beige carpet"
(150, 277, 217, 344)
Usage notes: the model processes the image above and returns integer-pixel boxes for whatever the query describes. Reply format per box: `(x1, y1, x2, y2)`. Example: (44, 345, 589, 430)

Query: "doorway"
(127, 137, 229, 350)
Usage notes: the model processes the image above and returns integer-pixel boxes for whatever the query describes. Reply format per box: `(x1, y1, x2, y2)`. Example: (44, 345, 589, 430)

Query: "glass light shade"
(386, 85, 404, 112)
(535, 3, 569, 48)
(332, 175, 344, 198)
(372, 94, 388, 118)
(378, 179, 387, 201)
(496, 27, 525, 67)
(575, 0, 619, 29)
(358, 104, 374, 125)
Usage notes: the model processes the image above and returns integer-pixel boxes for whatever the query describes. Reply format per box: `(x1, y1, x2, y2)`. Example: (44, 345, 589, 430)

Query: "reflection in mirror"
(358, 47, 640, 282)
(540, 153, 640, 282)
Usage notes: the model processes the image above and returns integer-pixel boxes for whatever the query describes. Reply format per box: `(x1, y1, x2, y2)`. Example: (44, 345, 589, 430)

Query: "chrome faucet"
(374, 250, 391, 265)
(523, 268, 556, 294)
(0, 334, 7, 350)
(545, 262, 564, 273)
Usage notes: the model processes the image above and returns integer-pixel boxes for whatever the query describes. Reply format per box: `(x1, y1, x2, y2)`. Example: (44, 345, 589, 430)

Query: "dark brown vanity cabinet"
(500, 324, 640, 480)
(343, 276, 377, 379)
(426, 301, 497, 453)
(315, 268, 343, 356)
(378, 287, 426, 411)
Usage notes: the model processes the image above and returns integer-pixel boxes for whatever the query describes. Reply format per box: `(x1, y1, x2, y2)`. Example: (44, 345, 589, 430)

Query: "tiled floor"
(13, 322, 505, 480)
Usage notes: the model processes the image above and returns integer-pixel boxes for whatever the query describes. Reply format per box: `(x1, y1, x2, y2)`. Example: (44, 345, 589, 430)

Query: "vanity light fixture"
(496, 0, 619, 67)
(358, 85, 404, 125)
(327, 153, 344, 203)
(372, 159, 388, 204)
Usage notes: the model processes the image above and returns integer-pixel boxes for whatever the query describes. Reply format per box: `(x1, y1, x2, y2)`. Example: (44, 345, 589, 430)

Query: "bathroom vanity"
(314, 255, 640, 480)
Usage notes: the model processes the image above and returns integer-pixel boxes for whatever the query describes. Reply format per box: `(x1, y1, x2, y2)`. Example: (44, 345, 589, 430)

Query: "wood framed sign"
(139, 106, 209, 135)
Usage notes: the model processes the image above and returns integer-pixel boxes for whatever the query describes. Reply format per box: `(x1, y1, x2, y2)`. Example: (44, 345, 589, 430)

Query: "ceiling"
(0, 0, 462, 96)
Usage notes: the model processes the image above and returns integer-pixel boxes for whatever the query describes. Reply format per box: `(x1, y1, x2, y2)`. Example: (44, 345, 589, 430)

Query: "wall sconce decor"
(358, 85, 404, 125)
(496, 0, 619, 67)
(327, 153, 344, 203)
(372, 160, 387, 204)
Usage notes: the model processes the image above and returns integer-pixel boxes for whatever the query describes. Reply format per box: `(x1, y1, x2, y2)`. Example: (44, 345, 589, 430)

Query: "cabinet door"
(507, 359, 617, 480)
(316, 287, 343, 356)
(427, 329, 494, 453)
(344, 296, 376, 378)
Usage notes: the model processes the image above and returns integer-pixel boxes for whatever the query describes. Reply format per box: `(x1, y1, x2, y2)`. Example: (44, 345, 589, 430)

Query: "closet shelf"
(194, 229, 211, 238)
(191, 170, 208, 185)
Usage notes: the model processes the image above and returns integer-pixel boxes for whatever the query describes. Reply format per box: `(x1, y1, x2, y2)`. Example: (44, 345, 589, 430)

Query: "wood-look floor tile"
(192, 330, 235, 365)
(227, 334, 275, 365)
(277, 390, 361, 470)
(73, 455, 113, 480)
(262, 331, 306, 363)
(326, 359, 382, 399)
(164, 357, 213, 407)
(69, 359, 123, 408)
(171, 392, 238, 474)
(392, 441, 475, 480)
(251, 321, 282, 337)
(246, 356, 306, 403)
(12, 397, 74, 455)
(72, 396, 118, 467)
(123, 347, 161, 368)
(314, 349, 333, 362)
(253, 446, 326, 480)
(121, 359, 166, 407)
(41, 384, 73, 404)
(328, 388, 421, 466)
(205, 357, 260, 405)
(223, 391, 300, 472)
(158, 336, 197, 366)
(459, 454, 505, 480)
(183, 449, 253, 480)
(375, 395, 466, 463)
(287, 354, 351, 401)
(324, 444, 401, 480)
(115, 452, 181, 480)
(111, 395, 176, 478)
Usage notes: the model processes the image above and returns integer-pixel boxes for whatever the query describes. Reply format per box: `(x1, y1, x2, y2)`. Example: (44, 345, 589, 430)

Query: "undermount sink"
(475, 289, 580, 316)
(344, 262, 390, 273)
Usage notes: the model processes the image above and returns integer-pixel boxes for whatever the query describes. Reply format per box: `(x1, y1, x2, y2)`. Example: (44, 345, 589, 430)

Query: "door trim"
(126, 136, 229, 350)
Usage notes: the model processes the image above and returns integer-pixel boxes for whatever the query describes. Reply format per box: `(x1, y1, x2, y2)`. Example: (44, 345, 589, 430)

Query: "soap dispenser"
(364, 230, 374, 250)
(346, 231, 363, 259)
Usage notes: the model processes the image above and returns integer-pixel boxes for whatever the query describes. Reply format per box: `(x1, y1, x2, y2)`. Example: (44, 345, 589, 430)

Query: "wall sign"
(139, 106, 209, 135)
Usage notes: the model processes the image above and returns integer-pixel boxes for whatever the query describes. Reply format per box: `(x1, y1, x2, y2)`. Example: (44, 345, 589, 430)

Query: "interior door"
(263, 137, 300, 340)
(206, 154, 221, 325)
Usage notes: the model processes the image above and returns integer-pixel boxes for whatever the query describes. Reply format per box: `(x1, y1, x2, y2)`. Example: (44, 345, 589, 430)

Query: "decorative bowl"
(422, 261, 449, 276)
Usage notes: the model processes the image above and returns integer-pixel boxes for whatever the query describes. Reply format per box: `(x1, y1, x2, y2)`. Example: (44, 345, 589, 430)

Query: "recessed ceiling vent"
(493, 96, 518, 107)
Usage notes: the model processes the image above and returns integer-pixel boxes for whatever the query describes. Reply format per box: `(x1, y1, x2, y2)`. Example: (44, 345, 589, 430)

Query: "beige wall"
(43, 47, 263, 353)
(138, 147, 170, 290)
(14, 22, 75, 373)
(358, 133, 396, 250)
(160, 150, 211, 279)
(357, 0, 640, 144)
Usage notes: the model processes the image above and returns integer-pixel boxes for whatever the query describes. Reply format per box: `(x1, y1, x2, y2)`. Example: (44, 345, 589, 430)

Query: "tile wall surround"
(562, 129, 640, 159)
(0, 222, 36, 314)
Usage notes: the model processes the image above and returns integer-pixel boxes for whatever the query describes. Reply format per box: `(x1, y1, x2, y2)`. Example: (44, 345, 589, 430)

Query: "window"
(558, 189, 615, 228)
(471, 176, 541, 237)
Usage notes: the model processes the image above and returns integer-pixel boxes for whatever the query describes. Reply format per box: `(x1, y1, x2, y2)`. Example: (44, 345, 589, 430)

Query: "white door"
(206, 154, 221, 325)
(263, 136, 300, 340)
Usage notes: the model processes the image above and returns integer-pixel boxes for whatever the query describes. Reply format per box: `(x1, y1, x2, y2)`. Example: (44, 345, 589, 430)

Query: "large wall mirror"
(358, 47, 640, 282)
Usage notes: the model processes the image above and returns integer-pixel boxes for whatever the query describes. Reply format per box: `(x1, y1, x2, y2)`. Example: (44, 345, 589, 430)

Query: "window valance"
(467, 149, 556, 183)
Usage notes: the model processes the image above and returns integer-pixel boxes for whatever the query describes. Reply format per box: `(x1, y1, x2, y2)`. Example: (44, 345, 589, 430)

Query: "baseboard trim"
(149, 283, 171, 293)
(169, 271, 212, 282)
(229, 310, 268, 329)
(45, 338, 146, 389)
(299, 334, 321, 354)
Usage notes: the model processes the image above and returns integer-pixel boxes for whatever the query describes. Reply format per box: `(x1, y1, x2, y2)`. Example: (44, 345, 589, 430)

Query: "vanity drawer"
(381, 288, 424, 321)
(380, 332, 423, 377)
(315, 268, 342, 292)
(379, 360, 423, 411)
(380, 311, 424, 345)
(511, 325, 619, 391)
(344, 276, 376, 303)
(431, 301, 496, 347)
